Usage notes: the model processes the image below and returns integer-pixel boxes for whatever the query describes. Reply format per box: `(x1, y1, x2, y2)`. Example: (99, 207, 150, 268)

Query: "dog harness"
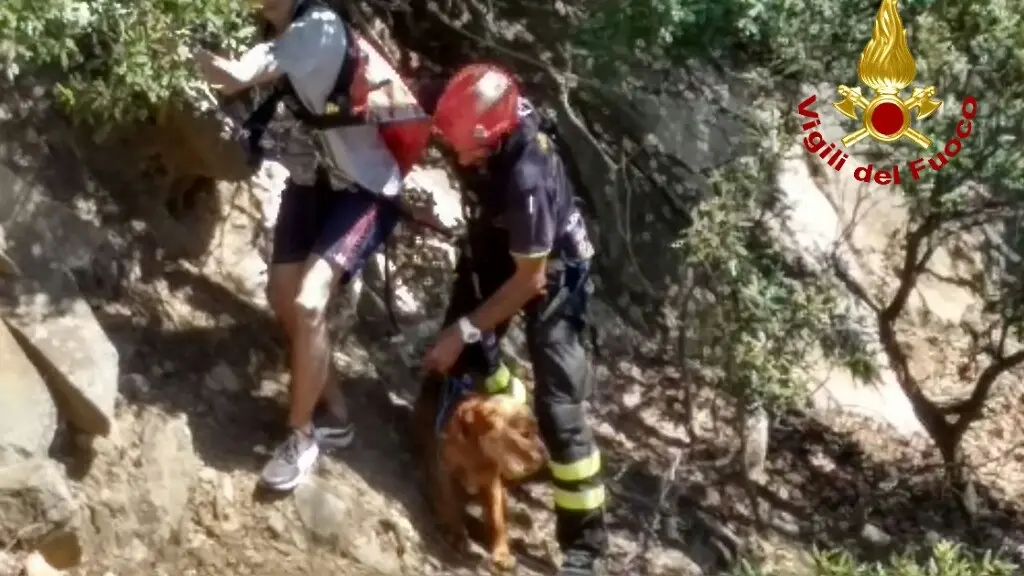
(434, 375, 474, 433)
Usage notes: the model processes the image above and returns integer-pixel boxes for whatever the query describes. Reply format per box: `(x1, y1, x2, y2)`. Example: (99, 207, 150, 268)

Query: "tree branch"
(947, 349, 1024, 434)
(879, 194, 1007, 325)
(828, 252, 879, 312)
(881, 214, 942, 323)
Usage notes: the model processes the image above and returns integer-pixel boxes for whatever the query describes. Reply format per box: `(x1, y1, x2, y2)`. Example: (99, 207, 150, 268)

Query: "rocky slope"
(0, 87, 724, 575)
(3, 9, 1024, 576)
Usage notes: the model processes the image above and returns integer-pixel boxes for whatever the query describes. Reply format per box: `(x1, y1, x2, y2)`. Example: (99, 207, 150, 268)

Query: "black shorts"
(270, 177, 400, 284)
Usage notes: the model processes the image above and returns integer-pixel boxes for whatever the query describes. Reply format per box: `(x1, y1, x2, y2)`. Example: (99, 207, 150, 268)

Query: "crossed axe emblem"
(833, 85, 943, 148)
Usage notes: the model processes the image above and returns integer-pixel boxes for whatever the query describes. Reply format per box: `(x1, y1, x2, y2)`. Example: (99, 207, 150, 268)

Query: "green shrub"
(0, 0, 256, 131)
(733, 541, 1019, 576)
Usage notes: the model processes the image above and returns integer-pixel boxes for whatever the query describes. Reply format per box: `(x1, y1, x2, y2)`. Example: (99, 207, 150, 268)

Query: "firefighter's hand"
(423, 325, 464, 375)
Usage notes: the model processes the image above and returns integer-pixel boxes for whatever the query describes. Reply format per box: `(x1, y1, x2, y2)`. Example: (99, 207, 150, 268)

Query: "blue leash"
(435, 375, 474, 433)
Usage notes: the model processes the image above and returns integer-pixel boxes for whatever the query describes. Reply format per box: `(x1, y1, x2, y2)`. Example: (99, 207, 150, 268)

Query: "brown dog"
(413, 374, 547, 570)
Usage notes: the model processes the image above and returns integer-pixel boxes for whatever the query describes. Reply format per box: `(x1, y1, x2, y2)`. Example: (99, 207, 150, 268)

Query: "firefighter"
(195, 0, 434, 492)
(422, 64, 607, 575)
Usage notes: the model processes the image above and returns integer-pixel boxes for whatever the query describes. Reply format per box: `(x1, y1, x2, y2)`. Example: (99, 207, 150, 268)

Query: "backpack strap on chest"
(278, 5, 365, 129)
(248, 0, 365, 128)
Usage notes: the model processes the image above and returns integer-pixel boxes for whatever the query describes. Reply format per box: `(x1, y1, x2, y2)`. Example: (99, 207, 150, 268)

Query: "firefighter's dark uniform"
(439, 100, 607, 568)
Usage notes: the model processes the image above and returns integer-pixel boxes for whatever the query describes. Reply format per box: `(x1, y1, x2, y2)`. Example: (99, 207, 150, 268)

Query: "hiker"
(194, 0, 433, 491)
(423, 64, 607, 576)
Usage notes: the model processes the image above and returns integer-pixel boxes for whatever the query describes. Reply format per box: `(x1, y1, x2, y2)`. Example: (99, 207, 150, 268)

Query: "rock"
(0, 551, 21, 575)
(205, 363, 241, 393)
(125, 538, 148, 562)
(267, 511, 288, 540)
(0, 322, 58, 463)
(294, 478, 352, 545)
(213, 475, 238, 531)
(646, 546, 703, 575)
(0, 164, 111, 275)
(343, 526, 406, 575)
(1000, 533, 1024, 565)
(82, 425, 122, 461)
(197, 467, 218, 485)
(0, 272, 118, 436)
(859, 522, 893, 549)
(22, 550, 65, 575)
(136, 414, 200, 542)
(0, 459, 80, 559)
(0, 249, 19, 276)
(218, 476, 235, 505)
(294, 478, 403, 574)
(0, 165, 119, 436)
(402, 167, 464, 229)
(741, 405, 769, 483)
(119, 373, 150, 400)
(31, 531, 81, 570)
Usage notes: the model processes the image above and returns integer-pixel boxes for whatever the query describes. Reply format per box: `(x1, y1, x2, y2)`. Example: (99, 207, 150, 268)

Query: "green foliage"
(579, 0, 1024, 418)
(895, 0, 1024, 198)
(889, 0, 1024, 400)
(814, 542, 1017, 576)
(672, 158, 867, 410)
(733, 541, 1018, 576)
(0, 0, 256, 130)
(576, 0, 881, 83)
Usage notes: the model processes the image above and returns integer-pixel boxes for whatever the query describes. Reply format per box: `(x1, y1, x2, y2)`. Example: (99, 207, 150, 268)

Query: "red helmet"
(432, 64, 520, 156)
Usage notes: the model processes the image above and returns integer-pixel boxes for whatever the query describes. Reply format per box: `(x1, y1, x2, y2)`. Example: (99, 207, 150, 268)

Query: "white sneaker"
(260, 429, 320, 491)
(313, 404, 356, 449)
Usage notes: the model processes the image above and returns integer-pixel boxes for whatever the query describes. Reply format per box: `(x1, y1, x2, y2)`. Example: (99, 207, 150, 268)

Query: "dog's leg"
(414, 377, 469, 555)
(483, 472, 515, 571)
(432, 459, 470, 555)
(411, 379, 438, 455)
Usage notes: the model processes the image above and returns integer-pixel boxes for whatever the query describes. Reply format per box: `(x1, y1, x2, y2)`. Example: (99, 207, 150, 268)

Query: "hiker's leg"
(260, 177, 330, 491)
(287, 185, 401, 433)
(268, 263, 303, 338)
(268, 179, 321, 340)
(287, 254, 337, 431)
(267, 177, 338, 407)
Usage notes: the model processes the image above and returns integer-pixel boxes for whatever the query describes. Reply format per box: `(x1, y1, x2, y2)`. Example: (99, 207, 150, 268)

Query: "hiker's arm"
(196, 45, 282, 95)
(196, 14, 339, 95)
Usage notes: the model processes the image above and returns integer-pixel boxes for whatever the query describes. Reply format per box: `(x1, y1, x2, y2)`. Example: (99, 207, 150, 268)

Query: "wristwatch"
(457, 317, 482, 344)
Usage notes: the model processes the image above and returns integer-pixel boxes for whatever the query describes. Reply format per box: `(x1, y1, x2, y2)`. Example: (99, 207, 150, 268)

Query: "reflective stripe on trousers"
(550, 450, 606, 511)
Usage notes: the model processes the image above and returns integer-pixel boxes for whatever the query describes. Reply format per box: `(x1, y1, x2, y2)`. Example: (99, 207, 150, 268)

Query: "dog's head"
(444, 394, 547, 483)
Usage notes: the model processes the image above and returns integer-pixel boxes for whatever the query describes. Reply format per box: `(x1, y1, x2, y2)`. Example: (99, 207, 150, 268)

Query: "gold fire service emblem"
(832, 0, 943, 148)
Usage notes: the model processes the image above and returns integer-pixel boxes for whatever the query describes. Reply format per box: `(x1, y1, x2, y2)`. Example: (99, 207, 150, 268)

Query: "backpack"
(241, 0, 430, 175)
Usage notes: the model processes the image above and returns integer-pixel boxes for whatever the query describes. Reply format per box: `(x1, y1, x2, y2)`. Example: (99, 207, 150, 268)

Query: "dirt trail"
(0, 92, 713, 574)
(5, 80, 1024, 576)
(19, 156, 1024, 576)
(66, 208, 557, 576)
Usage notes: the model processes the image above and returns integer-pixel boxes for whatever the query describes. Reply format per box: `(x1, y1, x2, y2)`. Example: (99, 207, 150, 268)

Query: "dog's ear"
(441, 410, 475, 473)
(461, 399, 501, 437)
(478, 397, 547, 481)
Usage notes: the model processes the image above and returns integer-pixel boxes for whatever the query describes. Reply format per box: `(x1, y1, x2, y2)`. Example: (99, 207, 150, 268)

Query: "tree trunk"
(933, 422, 977, 518)
(740, 401, 769, 484)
